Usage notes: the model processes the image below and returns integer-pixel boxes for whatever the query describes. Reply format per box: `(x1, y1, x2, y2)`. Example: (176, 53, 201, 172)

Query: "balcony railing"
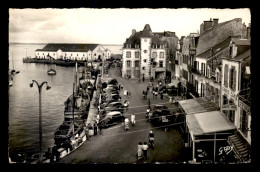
(238, 89, 251, 107)
(191, 68, 206, 77)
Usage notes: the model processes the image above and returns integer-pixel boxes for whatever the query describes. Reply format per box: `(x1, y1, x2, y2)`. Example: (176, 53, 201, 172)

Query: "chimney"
(247, 23, 251, 39)
(213, 18, 219, 26)
(132, 29, 136, 35)
(204, 19, 213, 31)
(200, 23, 204, 34)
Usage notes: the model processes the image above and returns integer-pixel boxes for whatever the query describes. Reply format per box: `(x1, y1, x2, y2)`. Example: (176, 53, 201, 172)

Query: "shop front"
(186, 111, 237, 164)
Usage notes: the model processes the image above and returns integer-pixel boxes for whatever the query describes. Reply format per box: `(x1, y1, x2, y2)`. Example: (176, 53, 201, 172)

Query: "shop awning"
(179, 97, 219, 115)
(167, 79, 180, 87)
(186, 111, 236, 136)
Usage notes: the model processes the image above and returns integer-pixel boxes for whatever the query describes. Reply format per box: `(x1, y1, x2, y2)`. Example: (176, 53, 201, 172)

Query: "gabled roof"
(200, 19, 236, 37)
(141, 29, 152, 38)
(124, 24, 164, 45)
(36, 43, 99, 52)
(196, 36, 233, 59)
(143, 24, 152, 32)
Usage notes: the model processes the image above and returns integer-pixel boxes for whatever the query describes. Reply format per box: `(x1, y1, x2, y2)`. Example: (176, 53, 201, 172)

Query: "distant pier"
(22, 57, 98, 67)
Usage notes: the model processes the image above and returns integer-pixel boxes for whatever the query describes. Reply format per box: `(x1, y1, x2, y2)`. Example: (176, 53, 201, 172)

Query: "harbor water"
(8, 43, 75, 160)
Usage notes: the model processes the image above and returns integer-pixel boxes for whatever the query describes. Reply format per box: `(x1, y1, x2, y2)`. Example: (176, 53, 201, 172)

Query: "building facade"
(35, 44, 110, 61)
(122, 24, 169, 79)
(184, 18, 248, 105)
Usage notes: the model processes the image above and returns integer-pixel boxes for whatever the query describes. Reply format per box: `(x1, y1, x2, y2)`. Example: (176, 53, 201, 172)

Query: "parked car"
(99, 111, 125, 128)
(107, 78, 118, 85)
(150, 105, 173, 124)
(104, 102, 125, 113)
(102, 89, 120, 95)
(100, 98, 120, 109)
(107, 84, 119, 90)
(101, 93, 121, 102)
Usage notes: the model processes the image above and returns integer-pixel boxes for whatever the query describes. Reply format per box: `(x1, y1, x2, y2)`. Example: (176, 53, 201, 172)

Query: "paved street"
(59, 64, 185, 164)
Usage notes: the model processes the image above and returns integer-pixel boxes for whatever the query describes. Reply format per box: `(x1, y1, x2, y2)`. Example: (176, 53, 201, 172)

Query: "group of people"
(137, 130, 155, 161)
(124, 114, 136, 130)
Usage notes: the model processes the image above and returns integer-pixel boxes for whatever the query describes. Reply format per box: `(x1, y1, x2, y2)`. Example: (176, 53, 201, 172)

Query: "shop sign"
(218, 146, 233, 155)
(238, 100, 251, 114)
(161, 116, 168, 122)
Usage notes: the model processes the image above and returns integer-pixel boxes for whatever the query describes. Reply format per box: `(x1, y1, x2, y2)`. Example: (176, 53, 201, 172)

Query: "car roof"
(155, 105, 166, 107)
(109, 102, 121, 105)
(106, 111, 122, 116)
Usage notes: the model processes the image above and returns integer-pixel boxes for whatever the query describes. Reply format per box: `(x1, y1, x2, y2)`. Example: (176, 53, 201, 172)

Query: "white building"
(122, 24, 166, 79)
(35, 44, 110, 61)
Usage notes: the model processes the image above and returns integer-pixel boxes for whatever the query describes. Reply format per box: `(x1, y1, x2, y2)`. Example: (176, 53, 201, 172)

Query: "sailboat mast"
(75, 63, 78, 95)
(72, 83, 75, 134)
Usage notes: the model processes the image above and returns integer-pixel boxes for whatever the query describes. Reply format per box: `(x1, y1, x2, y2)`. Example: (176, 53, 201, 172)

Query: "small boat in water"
(47, 68, 56, 75)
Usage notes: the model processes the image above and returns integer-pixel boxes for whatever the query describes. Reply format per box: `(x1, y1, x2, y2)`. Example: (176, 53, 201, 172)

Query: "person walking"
(96, 114, 100, 124)
(142, 142, 149, 160)
(160, 92, 163, 100)
(128, 89, 131, 96)
(137, 142, 143, 161)
(93, 122, 98, 135)
(131, 113, 136, 126)
(143, 76, 145, 82)
(98, 123, 103, 134)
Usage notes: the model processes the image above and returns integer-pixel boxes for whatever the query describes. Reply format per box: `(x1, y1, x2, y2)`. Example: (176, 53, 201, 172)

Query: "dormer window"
(135, 44, 139, 48)
(127, 44, 131, 48)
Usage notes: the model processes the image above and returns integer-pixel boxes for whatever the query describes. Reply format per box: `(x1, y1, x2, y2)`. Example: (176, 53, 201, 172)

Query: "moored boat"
(47, 68, 56, 75)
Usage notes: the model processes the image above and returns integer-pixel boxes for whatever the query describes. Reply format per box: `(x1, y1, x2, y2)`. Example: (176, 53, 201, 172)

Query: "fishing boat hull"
(47, 68, 56, 75)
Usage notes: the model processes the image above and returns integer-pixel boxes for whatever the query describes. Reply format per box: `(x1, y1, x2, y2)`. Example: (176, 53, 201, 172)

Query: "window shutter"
(233, 70, 236, 90)
(224, 64, 228, 87)
(229, 68, 232, 88)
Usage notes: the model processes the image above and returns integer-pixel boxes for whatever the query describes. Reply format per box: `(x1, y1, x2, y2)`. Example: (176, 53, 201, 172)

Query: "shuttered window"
(229, 66, 236, 90)
(135, 52, 140, 58)
(233, 69, 236, 90)
(126, 60, 131, 67)
(224, 64, 228, 87)
(126, 51, 131, 58)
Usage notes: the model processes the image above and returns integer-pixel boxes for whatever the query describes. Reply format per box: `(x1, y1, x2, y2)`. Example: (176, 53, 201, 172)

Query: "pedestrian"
(96, 114, 100, 124)
(128, 89, 131, 96)
(160, 92, 163, 100)
(137, 142, 143, 161)
(148, 99, 151, 107)
(143, 76, 145, 82)
(84, 125, 91, 140)
(147, 85, 149, 92)
(131, 113, 136, 125)
(118, 84, 121, 91)
(98, 123, 103, 134)
(124, 89, 128, 96)
(94, 122, 98, 135)
(155, 91, 158, 99)
(142, 142, 149, 160)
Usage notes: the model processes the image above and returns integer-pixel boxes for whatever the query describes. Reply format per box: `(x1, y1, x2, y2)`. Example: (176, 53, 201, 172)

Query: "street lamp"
(30, 80, 51, 163)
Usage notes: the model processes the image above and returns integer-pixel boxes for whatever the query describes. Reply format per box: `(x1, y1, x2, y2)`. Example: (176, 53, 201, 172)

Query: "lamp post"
(30, 80, 51, 163)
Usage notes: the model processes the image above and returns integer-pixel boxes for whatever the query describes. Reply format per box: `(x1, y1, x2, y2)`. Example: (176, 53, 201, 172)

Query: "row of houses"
(35, 43, 112, 61)
(174, 18, 251, 163)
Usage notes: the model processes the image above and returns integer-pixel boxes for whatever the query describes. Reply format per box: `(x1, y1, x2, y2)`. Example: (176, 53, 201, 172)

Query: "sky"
(9, 8, 251, 44)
